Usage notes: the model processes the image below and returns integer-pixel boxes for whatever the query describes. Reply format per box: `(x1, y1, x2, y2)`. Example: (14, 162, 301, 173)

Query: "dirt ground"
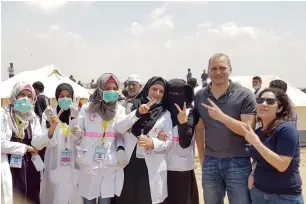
(194, 148, 306, 204)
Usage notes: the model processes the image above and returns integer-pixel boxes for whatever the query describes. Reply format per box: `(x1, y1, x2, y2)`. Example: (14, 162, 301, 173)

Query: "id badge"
(31, 154, 45, 171)
(60, 150, 72, 166)
(10, 155, 23, 168)
(94, 145, 107, 162)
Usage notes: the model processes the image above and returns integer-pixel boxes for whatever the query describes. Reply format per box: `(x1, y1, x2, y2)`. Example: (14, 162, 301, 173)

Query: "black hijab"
(131, 77, 168, 136)
(167, 79, 194, 127)
(55, 83, 74, 125)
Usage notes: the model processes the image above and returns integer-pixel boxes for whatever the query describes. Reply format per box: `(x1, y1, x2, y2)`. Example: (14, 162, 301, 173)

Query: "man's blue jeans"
(202, 156, 251, 204)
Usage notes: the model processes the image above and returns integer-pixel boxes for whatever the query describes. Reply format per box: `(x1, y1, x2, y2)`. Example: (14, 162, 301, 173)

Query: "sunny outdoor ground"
(194, 148, 306, 204)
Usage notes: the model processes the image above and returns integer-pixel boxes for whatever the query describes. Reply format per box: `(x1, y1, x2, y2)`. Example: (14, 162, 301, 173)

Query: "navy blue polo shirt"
(250, 122, 302, 195)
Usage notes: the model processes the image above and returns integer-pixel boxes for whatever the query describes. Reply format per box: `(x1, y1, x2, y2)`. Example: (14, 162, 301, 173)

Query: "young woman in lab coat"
(1, 82, 45, 204)
(75, 73, 127, 204)
(115, 77, 173, 204)
(40, 83, 82, 204)
(162, 79, 199, 204)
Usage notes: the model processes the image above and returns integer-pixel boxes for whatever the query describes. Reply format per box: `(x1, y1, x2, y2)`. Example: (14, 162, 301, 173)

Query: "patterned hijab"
(86, 73, 119, 121)
(8, 82, 36, 137)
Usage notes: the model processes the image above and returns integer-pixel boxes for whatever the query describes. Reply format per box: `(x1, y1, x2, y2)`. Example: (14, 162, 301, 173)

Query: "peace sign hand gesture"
(70, 97, 80, 118)
(242, 123, 261, 146)
(175, 102, 188, 124)
(201, 98, 225, 122)
(50, 109, 63, 128)
(44, 98, 54, 121)
(139, 98, 157, 115)
(48, 109, 63, 138)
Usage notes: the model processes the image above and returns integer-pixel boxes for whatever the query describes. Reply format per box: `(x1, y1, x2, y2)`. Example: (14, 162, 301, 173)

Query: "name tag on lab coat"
(31, 154, 45, 171)
(60, 150, 72, 166)
(10, 155, 23, 168)
(94, 145, 107, 162)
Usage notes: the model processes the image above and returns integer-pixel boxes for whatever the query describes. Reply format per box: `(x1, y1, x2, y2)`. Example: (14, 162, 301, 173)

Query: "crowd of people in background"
(1, 53, 304, 204)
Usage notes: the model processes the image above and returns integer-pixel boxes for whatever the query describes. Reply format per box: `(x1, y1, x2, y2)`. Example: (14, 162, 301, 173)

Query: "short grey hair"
(208, 53, 232, 70)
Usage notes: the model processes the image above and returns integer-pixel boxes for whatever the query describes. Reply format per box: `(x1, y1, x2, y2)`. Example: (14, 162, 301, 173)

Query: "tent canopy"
(0, 64, 92, 99)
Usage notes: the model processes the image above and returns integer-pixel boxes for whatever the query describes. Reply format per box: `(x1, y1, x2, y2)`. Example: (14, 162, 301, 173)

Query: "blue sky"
(1, 1, 306, 87)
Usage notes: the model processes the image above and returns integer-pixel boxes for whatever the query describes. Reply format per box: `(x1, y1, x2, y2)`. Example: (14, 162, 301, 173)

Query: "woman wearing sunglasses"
(242, 88, 303, 203)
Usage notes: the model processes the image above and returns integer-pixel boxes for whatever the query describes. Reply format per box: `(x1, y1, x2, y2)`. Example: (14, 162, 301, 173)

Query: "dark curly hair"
(258, 88, 293, 136)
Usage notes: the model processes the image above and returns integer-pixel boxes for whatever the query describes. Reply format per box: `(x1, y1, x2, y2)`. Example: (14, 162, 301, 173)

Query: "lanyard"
(59, 121, 71, 137)
(59, 122, 71, 149)
(16, 117, 26, 139)
(102, 121, 109, 144)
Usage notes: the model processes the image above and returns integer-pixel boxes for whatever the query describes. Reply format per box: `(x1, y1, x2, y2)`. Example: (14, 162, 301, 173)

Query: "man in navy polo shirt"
(191, 53, 257, 204)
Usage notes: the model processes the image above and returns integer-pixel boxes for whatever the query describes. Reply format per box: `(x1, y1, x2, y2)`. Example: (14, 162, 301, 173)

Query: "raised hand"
(70, 97, 80, 118)
(175, 102, 187, 124)
(138, 98, 157, 115)
(242, 123, 261, 146)
(201, 98, 225, 121)
(44, 98, 54, 121)
(48, 109, 63, 138)
(50, 109, 63, 128)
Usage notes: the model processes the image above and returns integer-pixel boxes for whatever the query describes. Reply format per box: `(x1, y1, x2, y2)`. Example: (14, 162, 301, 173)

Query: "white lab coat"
(0, 107, 43, 204)
(167, 126, 195, 171)
(40, 109, 82, 204)
(167, 109, 195, 171)
(75, 102, 126, 200)
(115, 109, 173, 204)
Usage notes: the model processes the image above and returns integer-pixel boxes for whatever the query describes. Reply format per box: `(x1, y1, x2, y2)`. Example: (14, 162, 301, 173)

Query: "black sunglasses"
(256, 97, 278, 105)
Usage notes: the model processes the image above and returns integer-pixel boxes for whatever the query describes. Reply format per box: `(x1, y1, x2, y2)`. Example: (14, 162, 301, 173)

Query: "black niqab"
(167, 79, 194, 127)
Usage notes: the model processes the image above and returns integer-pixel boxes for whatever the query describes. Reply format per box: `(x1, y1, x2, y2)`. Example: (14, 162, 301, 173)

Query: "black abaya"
(166, 170, 199, 204)
(115, 147, 167, 204)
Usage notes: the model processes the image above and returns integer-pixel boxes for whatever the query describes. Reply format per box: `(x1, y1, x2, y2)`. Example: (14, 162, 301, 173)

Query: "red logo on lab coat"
(89, 113, 98, 122)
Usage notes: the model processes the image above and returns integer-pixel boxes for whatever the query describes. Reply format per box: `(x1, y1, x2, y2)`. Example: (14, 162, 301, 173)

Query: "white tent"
(0, 64, 91, 99)
(194, 75, 306, 132)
